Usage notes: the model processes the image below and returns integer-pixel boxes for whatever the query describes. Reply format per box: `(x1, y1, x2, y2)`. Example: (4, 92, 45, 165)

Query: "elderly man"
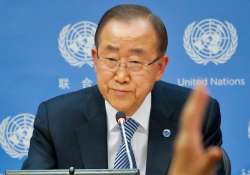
(22, 4, 225, 175)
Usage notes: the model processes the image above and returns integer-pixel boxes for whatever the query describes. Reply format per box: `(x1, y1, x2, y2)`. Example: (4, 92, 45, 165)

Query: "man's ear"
(155, 55, 168, 81)
(91, 48, 98, 69)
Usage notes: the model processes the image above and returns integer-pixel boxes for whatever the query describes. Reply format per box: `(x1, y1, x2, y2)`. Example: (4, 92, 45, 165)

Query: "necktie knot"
(121, 118, 139, 142)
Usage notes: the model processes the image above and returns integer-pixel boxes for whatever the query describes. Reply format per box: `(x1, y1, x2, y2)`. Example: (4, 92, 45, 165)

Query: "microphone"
(115, 111, 134, 169)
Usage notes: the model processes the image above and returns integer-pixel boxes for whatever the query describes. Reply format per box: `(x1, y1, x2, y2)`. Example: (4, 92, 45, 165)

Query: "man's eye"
(105, 57, 118, 62)
(129, 60, 142, 64)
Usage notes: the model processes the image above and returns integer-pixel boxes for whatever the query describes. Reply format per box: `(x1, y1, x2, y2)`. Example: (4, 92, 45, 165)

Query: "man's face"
(92, 18, 168, 116)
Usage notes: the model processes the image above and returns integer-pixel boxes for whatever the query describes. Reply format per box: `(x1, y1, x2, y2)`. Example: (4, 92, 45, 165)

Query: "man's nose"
(114, 64, 130, 83)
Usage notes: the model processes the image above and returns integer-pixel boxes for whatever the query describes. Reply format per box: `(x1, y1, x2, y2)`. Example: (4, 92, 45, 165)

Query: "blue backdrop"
(0, 0, 249, 174)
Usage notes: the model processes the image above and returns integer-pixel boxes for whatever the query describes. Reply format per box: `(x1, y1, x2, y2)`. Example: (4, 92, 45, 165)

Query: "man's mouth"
(110, 88, 131, 96)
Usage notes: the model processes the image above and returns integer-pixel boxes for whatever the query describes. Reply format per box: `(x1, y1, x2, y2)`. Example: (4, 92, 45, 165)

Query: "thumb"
(201, 147, 222, 174)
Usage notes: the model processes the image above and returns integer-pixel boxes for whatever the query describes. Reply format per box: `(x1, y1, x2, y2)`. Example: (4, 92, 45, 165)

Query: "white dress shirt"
(106, 93, 151, 175)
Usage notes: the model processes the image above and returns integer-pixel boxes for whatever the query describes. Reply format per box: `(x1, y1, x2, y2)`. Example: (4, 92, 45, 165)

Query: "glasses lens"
(127, 62, 142, 72)
(99, 58, 117, 71)
(97, 57, 151, 72)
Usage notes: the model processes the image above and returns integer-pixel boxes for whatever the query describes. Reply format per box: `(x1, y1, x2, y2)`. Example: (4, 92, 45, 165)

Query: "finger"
(201, 147, 223, 174)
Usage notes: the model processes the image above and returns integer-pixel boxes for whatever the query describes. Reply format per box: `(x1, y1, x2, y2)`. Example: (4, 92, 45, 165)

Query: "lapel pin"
(162, 129, 171, 138)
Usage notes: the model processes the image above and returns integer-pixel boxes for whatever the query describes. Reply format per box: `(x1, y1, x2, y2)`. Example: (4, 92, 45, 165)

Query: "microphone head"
(116, 111, 126, 124)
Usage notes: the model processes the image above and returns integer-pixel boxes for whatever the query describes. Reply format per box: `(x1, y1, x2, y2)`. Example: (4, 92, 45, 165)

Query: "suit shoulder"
(153, 81, 218, 106)
(154, 81, 191, 101)
(42, 86, 98, 107)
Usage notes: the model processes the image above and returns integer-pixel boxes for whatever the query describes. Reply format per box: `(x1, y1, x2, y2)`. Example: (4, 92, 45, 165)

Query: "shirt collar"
(105, 93, 151, 132)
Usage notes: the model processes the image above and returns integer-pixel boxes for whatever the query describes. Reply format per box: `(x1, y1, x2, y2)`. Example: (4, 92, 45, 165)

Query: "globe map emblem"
(184, 19, 238, 65)
(58, 21, 97, 67)
(0, 113, 35, 159)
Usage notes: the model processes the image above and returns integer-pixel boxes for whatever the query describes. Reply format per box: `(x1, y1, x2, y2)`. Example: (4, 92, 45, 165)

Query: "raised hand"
(168, 86, 222, 175)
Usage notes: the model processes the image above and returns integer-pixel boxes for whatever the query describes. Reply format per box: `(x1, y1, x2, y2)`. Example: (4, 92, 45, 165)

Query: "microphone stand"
(116, 111, 134, 169)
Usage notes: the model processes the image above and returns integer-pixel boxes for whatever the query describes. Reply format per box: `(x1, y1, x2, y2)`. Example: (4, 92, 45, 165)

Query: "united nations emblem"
(183, 19, 238, 65)
(241, 169, 250, 175)
(58, 21, 97, 67)
(0, 113, 35, 159)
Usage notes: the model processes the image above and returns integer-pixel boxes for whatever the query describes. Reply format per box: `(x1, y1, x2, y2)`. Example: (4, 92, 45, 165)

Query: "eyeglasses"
(96, 56, 162, 73)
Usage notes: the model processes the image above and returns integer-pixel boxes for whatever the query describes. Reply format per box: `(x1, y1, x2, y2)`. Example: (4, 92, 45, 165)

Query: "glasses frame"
(96, 52, 162, 73)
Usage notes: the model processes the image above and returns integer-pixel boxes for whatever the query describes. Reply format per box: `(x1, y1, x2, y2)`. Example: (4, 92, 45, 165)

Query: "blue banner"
(0, 1, 249, 174)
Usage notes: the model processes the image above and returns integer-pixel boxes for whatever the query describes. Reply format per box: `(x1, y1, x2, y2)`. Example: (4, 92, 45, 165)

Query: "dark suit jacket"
(22, 81, 223, 175)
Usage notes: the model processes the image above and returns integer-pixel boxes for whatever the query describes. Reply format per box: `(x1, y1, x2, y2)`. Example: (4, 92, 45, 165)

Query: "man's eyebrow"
(104, 44, 119, 52)
(129, 48, 145, 55)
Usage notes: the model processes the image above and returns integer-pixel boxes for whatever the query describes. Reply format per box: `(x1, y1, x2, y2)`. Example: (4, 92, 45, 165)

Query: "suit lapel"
(146, 84, 179, 175)
(75, 86, 108, 169)
(73, 82, 181, 173)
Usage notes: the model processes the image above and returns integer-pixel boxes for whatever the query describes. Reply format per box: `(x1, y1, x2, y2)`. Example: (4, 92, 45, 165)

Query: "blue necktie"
(114, 118, 139, 169)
